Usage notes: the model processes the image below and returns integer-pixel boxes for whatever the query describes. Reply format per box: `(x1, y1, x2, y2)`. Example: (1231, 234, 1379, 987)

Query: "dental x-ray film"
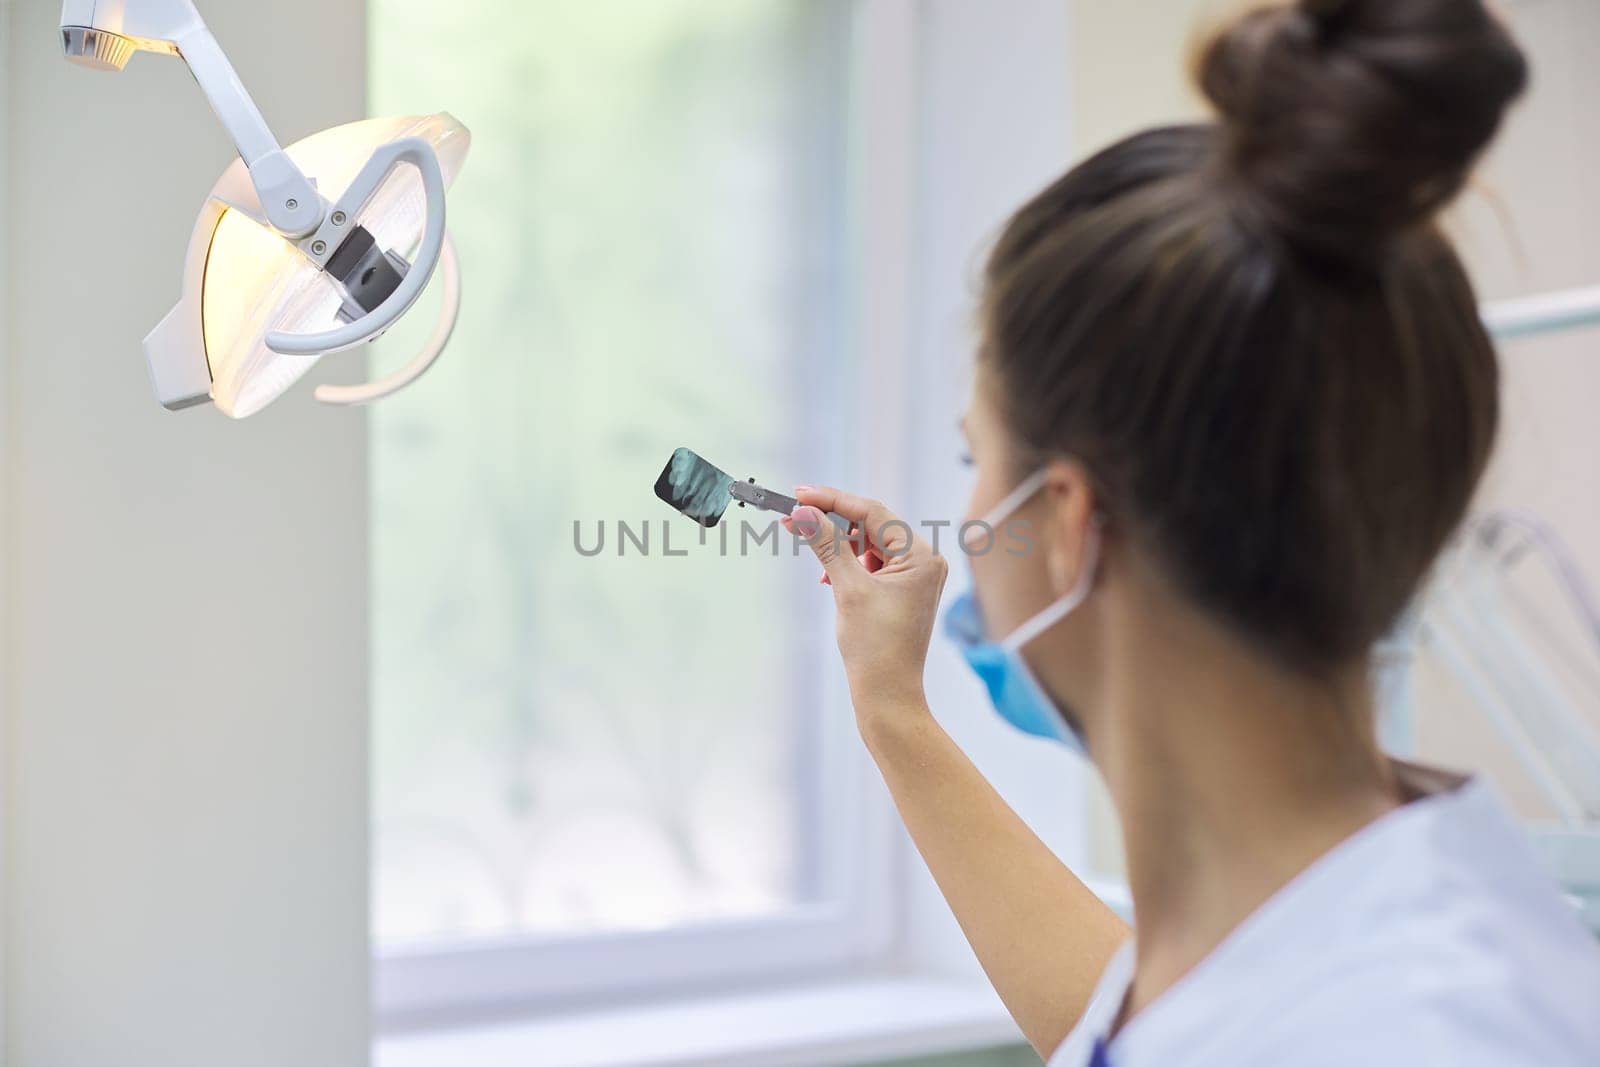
(655, 447, 823, 528)
(655, 447, 737, 527)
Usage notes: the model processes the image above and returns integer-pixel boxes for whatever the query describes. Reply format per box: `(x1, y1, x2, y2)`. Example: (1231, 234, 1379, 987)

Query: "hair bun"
(1300, 0, 1352, 21)
(1197, 0, 1527, 262)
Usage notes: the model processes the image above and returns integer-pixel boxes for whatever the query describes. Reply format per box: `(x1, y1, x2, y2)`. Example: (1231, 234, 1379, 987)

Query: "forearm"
(859, 698, 1130, 1058)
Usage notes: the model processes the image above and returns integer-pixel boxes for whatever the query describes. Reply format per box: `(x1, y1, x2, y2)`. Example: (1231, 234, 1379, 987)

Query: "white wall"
(898, 0, 1087, 979)
(1068, 0, 1215, 153)
(2, 2, 370, 1065)
(1409, 0, 1600, 813)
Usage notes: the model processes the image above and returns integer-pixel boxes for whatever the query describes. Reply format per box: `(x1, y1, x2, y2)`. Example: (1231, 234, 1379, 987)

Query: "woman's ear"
(1042, 458, 1098, 597)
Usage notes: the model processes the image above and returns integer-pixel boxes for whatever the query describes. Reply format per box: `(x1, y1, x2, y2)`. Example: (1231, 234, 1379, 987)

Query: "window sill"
(373, 976, 1024, 1067)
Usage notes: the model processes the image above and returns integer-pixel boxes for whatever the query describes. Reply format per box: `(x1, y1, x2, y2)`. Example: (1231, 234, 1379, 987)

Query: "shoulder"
(1161, 778, 1600, 1066)
(1237, 810, 1600, 1066)
(1240, 944, 1600, 1066)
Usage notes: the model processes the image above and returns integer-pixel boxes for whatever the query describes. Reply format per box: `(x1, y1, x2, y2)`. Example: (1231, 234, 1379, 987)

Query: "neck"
(1087, 579, 1401, 1020)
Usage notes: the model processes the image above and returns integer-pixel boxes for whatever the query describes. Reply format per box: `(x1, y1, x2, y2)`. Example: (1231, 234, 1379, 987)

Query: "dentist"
(783, 0, 1600, 1063)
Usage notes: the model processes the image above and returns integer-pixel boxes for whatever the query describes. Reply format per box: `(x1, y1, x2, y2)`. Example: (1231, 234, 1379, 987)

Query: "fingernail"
(790, 505, 822, 538)
(795, 484, 815, 493)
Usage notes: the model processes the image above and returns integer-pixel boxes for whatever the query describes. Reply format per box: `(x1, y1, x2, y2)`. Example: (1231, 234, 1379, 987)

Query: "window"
(367, 0, 890, 1020)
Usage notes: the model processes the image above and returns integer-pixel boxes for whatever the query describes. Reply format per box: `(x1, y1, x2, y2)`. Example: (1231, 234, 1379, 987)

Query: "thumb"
(787, 505, 862, 585)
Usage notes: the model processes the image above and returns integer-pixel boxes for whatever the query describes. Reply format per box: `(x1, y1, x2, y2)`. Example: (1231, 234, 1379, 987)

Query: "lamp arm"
(59, 0, 323, 236)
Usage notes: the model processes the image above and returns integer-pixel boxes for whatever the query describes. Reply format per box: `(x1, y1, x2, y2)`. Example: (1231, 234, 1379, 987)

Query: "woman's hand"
(783, 487, 949, 728)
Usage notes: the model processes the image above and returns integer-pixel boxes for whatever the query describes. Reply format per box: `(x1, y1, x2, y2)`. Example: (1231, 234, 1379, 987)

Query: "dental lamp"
(59, 0, 470, 418)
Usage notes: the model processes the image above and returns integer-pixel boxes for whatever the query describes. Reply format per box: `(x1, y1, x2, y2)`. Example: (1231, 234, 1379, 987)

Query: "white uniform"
(1049, 772, 1600, 1066)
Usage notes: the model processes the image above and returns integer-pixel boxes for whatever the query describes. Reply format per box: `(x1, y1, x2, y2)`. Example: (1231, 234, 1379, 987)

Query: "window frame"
(372, 0, 916, 1027)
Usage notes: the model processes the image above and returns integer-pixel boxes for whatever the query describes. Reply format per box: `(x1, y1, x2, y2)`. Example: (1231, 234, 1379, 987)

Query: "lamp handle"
(313, 232, 461, 407)
(265, 136, 447, 357)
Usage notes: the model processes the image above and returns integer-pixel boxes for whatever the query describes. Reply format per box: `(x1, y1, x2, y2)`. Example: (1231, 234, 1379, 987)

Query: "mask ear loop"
(1001, 514, 1103, 653)
(980, 469, 1052, 529)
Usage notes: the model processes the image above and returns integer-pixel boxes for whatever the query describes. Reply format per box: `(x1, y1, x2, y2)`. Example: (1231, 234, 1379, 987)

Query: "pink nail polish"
(790, 505, 822, 538)
(795, 485, 815, 493)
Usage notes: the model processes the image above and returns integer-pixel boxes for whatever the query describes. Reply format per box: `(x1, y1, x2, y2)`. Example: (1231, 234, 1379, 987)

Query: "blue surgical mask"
(944, 470, 1101, 753)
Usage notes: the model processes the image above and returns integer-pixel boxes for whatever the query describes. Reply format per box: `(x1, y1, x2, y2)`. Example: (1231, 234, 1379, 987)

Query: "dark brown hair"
(981, 0, 1528, 671)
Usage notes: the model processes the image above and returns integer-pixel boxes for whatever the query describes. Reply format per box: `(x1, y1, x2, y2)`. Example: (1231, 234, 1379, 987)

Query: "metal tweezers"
(728, 478, 800, 516)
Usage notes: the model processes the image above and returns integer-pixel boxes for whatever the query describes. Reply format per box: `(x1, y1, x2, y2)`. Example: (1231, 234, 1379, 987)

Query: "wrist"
(852, 685, 934, 753)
